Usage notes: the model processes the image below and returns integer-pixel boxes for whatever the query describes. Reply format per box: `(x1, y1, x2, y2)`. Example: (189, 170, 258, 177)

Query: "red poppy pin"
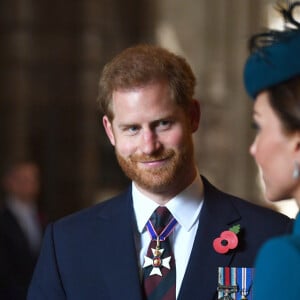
(213, 224, 240, 254)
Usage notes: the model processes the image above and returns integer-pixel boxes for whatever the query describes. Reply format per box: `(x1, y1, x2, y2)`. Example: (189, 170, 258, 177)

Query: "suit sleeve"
(253, 236, 300, 299)
(27, 224, 66, 300)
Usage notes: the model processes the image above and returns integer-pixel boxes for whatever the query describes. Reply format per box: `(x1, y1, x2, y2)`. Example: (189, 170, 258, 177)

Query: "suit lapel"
(178, 177, 241, 300)
(95, 189, 143, 300)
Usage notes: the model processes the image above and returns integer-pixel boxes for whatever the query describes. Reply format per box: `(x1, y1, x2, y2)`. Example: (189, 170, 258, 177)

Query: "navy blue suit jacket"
(27, 177, 292, 300)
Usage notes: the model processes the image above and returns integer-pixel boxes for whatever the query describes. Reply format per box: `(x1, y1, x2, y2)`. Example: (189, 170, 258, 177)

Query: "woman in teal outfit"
(244, 1, 300, 299)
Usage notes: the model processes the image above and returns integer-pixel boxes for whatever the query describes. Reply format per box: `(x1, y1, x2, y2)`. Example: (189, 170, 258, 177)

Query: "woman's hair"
(247, 1, 300, 133)
(97, 44, 196, 120)
(268, 77, 300, 133)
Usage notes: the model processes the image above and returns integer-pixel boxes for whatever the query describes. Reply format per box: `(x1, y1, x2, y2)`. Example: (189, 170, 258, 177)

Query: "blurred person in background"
(244, 1, 300, 299)
(0, 160, 46, 300)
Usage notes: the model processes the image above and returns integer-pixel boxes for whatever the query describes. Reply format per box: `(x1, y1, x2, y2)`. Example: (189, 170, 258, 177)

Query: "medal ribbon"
(218, 267, 254, 300)
(237, 267, 253, 300)
(218, 267, 237, 299)
(146, 217, 177, 241)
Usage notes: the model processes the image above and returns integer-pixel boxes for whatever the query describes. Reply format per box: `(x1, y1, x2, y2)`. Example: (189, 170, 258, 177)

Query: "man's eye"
(158, 120, 171, 129)
(126, 126, 139, 135)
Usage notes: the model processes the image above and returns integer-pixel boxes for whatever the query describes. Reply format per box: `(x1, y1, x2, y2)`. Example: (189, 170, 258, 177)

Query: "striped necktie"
(142, 206, 177, 300)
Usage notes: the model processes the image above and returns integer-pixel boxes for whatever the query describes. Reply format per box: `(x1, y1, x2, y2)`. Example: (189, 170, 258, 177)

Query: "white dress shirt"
(132, 174, 204, 297)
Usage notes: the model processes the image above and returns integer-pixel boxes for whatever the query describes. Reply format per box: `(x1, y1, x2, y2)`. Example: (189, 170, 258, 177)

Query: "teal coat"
(253, 212, 300, 299)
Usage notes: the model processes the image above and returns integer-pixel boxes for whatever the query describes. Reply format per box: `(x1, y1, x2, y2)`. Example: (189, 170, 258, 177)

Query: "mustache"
(130, 150, 175, 163)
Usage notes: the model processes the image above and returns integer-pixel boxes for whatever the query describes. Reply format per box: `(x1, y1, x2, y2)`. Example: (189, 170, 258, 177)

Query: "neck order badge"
(143, 207, 177, 300)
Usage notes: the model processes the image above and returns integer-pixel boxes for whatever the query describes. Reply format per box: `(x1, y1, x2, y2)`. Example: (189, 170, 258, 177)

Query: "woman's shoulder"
(257, 234, 300, 265)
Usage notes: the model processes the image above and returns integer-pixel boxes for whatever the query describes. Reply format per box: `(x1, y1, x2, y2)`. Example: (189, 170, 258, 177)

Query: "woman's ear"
(102, 116, 116, 146)
(189, 99, 201, 132)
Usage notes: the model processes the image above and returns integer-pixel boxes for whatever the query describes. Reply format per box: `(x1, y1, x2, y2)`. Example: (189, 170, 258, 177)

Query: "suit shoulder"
(202, 175, 293, 229)
(53, 188, 131, 230)
(263, 234, 300, 249)
(226, 191, 293, 234)
(254, 234, 300, 299)
(232, 193, 290, 217)
(257, 234, 300, 270)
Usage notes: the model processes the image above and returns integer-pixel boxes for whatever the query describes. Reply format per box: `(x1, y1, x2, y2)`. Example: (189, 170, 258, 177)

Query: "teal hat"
(243, 2, 300, 99)
(244, 30, 300, 99)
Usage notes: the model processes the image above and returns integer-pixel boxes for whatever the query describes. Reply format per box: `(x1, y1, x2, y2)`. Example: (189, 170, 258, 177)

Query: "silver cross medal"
(217, 284, 238, 300)
(143, 236, 171, 276)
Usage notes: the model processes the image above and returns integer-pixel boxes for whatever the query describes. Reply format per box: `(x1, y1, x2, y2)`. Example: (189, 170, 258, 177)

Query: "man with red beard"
(28, 45, 292, 300)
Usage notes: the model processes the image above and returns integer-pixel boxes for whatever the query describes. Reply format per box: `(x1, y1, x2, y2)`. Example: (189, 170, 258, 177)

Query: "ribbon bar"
(218, 267, 254, 300)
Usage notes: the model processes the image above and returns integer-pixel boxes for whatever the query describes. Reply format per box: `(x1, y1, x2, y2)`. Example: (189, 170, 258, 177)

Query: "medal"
(219, 296, 234, 300)
(143, 215, 177, 276)
(143, 237, 172, 276)
(217, 267, 254, 300)
(217, 284, 237, 300)
(238, 267, 253, 300)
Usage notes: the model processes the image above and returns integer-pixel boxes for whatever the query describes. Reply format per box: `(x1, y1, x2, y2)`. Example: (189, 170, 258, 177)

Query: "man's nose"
(140, 129, 162, 154)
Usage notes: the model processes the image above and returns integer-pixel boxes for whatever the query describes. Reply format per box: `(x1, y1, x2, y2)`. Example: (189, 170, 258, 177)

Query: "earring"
(293, 161, 300, 179)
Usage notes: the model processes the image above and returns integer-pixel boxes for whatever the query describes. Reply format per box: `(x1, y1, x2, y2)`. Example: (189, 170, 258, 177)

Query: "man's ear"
(189, 99, 201, 132)
(102, 116, 116, 146)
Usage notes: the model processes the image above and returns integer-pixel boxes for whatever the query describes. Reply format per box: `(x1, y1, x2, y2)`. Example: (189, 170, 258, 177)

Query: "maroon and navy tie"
(142, 206, 177, 300)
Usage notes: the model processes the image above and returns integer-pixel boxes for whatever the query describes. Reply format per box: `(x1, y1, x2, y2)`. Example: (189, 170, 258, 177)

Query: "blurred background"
(1, 0, 298, 222)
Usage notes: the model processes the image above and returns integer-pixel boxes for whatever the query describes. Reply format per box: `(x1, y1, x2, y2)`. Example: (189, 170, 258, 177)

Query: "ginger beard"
(115, 136, 195, 193)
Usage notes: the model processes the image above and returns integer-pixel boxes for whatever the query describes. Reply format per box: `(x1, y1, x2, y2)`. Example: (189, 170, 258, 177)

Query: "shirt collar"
(132, 174, 204, 234)
(6, 196, 36, 217)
